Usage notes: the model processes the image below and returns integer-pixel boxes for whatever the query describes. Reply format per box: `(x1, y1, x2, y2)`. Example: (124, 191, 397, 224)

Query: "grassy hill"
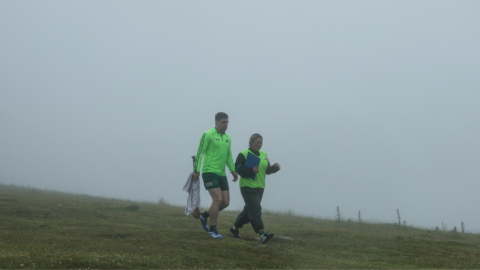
(1, 183, 479, 269)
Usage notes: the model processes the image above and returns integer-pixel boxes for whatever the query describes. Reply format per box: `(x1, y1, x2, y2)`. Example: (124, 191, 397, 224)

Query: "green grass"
(1, 183, 480, 269)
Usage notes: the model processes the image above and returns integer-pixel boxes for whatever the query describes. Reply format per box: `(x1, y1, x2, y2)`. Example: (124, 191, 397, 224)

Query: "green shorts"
(202, 172, 229, 191)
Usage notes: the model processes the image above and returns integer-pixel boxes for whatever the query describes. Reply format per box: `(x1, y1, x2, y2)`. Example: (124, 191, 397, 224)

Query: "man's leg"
(207, 187, 223, 227)
(201, 173, 229, 238)
(219, 190, 230, 211)
(203, 190, 229, 221)
(206, 174, 230, 226)
(192, 207, 200, 219)
(200, 172, 221, 232)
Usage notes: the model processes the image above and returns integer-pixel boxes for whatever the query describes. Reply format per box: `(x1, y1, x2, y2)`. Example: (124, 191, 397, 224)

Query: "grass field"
(1, 183, 480, 269)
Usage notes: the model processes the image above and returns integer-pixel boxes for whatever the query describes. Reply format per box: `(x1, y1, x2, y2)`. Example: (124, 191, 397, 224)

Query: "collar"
(248, 148, 260, 156)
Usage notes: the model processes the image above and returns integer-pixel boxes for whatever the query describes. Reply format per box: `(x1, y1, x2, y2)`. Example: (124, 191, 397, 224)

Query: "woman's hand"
(253, 166, 259, 174)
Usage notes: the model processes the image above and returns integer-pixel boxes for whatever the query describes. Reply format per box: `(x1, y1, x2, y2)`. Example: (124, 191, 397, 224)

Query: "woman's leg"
(233, 205, 250, 229)
(233, 187, 253, 229)
(238, 187, 264, 233)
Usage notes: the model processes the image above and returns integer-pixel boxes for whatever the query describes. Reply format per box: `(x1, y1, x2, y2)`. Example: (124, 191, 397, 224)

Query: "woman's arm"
(266, 161, 280, 175)
(235, 153, 255, 178)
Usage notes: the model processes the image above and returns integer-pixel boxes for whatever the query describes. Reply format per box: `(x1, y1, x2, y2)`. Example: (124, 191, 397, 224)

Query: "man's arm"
(227, 138, 238, 181)
(193, 132, 209, 180)
(226, 138, 235, 173)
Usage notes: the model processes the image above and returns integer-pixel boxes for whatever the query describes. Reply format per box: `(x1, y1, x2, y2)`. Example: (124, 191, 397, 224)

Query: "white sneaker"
(209, 229, 224, 239)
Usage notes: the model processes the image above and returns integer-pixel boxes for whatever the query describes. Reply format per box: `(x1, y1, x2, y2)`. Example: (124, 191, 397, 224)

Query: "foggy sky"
(1, 1, 479, 232)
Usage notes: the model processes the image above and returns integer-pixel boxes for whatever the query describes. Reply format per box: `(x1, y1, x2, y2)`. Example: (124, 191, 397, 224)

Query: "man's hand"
(232, 171, 238, 182)
(274, 163, 281, 170)
(253, 166, 259, 174)
(192, 172, 200, 182)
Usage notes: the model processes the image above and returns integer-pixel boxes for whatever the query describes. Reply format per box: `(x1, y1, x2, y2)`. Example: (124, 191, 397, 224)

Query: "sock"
(202, 211, 210, 219)
(232, 225, 237, 230)
(210, 225, 217, 232)
(258, 230, 266, 236)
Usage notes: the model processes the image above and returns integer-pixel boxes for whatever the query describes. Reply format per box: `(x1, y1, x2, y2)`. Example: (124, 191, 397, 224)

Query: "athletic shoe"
(199, 215, 209, 231)
(261, 232, 274, 244)
(230, 226, 241, 238)
(209, 229, 224, 239)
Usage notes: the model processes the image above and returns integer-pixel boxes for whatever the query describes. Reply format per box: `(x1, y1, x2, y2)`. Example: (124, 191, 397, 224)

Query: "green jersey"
(238, 149, 269, 189)
(194, 128, 235, 176)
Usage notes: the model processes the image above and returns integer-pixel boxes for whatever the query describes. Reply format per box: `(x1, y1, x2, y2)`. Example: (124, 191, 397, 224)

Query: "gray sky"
(1, 1, 479, 232)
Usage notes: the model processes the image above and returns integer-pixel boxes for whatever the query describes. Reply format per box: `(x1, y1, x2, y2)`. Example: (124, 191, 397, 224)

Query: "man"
(193, 112, 238, 238)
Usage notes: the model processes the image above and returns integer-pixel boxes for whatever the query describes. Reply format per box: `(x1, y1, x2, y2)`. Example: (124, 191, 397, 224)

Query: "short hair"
(215, 112, 229, 121)
(249, 133, 263, 148)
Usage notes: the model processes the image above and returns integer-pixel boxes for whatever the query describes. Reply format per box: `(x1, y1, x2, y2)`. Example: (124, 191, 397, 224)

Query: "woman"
(230, 133, 281, 244)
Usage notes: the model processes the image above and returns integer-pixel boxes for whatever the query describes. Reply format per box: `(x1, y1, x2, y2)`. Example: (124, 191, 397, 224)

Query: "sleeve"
(193, 132, 209, 173)
(266, 159, 280, 175)
(226, 138, 235, 173)
(235, 152, 255, 178)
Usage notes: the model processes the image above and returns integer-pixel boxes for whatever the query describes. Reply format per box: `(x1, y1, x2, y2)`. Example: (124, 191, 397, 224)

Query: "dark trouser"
(234, 187, 264, 233)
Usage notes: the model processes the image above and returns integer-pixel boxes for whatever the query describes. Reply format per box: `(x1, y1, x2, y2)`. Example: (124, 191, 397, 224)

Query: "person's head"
(249, 133, 263, 151)
(215, 112, 229, 133)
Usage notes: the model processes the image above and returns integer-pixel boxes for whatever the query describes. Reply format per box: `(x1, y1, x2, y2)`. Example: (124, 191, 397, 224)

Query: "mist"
(1, 1, 479, 232)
